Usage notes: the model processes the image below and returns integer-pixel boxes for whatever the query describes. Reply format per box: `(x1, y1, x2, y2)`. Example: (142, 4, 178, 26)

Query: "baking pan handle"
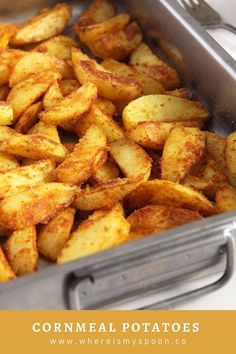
(141, 235, 235, 310)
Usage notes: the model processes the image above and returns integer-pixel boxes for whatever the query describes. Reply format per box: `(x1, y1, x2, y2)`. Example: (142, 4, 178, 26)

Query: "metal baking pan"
(0, 0, 236, 310)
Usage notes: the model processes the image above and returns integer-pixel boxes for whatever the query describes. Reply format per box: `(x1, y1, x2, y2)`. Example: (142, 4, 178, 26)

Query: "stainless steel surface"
(179, 0, 236, 34)
(0, 0, 236, 309)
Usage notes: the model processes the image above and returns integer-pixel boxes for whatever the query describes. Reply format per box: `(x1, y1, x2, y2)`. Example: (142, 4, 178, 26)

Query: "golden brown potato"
(5, 227, 38, 275)
(0, 152, 19, 173)
(0, 182, 76, 230)
(0, 246, 15, 282)
(7, 72, 60, 122)
(75, 105, 124, 143)
(110, 138, 152, 181)
(124, 180, 215, 216)
(75, 0, 116, 28)
(57, 203, 130, 264)
(161, 127, 206, 182)
(95, 97, 116, 116)
(0, 49, 25, 86)
(0, 159, 55, 199)
(0, 133, 67, 162)
(29, 121, 60, 143)
(33, 35, 78, 60)
(87, 21, 143, 60)
(74, 177, 142, 210)
(123, 95, 210, 130)
(0, 23, 19, 48)
(38, 207, 76, 261)
(14, 101, 43, 134)
(0, 85, 10, 101)
(11, 3, 72, 45)
(59, 79, 80, 96)
(43, 81, 63, 110)
(129, 42, 180, 90)
(40, 82, 97, 125)
(216, 184, 236, 212)
(63, 142, 76, 154)
(127, 205, 203, 238)
(225, 132, 236, 187)
(92, 157, 120, 183)
(0, 101, 14, 125)
(0, 126, 20, 142)
(55, 125, 107, 185)
(102, 58, 165, 95)
(205, 132, 226, 170)
(71, 48, 142, 101)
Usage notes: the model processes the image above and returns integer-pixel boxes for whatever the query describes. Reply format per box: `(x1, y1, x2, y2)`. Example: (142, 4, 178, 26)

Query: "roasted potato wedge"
(40, 82, 97, 125)
(205, 132, 226, 170)
(0, 101, 14, 125)
(33, 35, 78, 60)
(43, 81, 63, 110)
(225, 132, 236, 187)
(71, 48, 142, 101)
(0, 49, 25, 86)
(5, 226, 38, 275)
(29, 121, 60, 143)
(14, 101, 43, 134)
(94, 97, 116, 116)
(74, 177, 142, 210)
(0, 182, 76, 230)
(127, 205, 202, 238)
(0, 126, 20, 142)
(0, 246, 15, 282)
(55, 125, 107, 185)
(129, 42, 180, 90)
(161, 127, 206, 182)
(125, 180, 215, 216)
(76, 0, 116, 27)
(0, 152, 19, 173)
(110, 138, 151, 181)
(216, 184, 236, 212)
(11, 3, 72, 45)
(57, 203, 130, 264)
(7, 72, 60, 122)
(0, 159, 55, 199)
(0, 133, 67, 162)
(0, 23, 19, 48)
(38, 207, 76, 261)
(123, 95, 210, 130)
(92, 157, 120, 183)
(75, 105, 124, 143)
(59, 79, 80, 96)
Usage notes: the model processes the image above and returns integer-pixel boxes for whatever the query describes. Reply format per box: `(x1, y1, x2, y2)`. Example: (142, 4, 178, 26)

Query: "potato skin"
(226, 132, 236, 187)
(216, 184, 236, 212)
(0, 246, 16, 282)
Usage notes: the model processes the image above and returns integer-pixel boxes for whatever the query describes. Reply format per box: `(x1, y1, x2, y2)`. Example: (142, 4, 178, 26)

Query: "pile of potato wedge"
(0, 0, 235, 283)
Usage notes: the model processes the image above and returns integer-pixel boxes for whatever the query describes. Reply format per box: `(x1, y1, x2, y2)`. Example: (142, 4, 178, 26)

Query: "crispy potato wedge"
(124, 180, 215, 216)
(110, 138, 151, 181)
(0, 182, 76, 230)
(225, 132, 236, 187)
(161, 127, 206, 182)
(92, 157, 120, 183)
(57, 203, 130, 264)
(43, 81, 63, 110)
(0, 133, 67, 162)
(40, 82, 97, 125)
(0, 246, 15, 282)
(33, 35, 78, 60)
(29, 121, 60, 143)
(0, 152, 19, 173)
(0, 85, 10, 101)
(87, 21, 143, 60)
(123, 95, 210, 130)
(216, 184, 236, 212)
(74, 177, 142, 210)
(7, 72, 60, 122)
(127, 205, 202, 237)
(11, 3, 72, 45)
(38, 207, 76, 261)
(14, 101, 43, 134)
(71, 48, 142, 101)
(75, 0, 116, 28)
(5, 227, 38, 275)
(0, 101, 14, 125)
(75, 105, 124, 143)
(55, 125, 107, 185)
(0, 23, 19, 48)
(59, 79, 80, 96)
(129, 42, 181, 90)
(0, 126, 20, 142)
(94, 97, 116, 116)
(205, 132, 226, 170)
(0, 159, 55, 199)
(0, 49, 25, 86)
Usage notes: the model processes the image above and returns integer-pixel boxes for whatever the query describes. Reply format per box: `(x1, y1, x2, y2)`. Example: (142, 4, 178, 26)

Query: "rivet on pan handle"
(141, 235, 235, 310)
